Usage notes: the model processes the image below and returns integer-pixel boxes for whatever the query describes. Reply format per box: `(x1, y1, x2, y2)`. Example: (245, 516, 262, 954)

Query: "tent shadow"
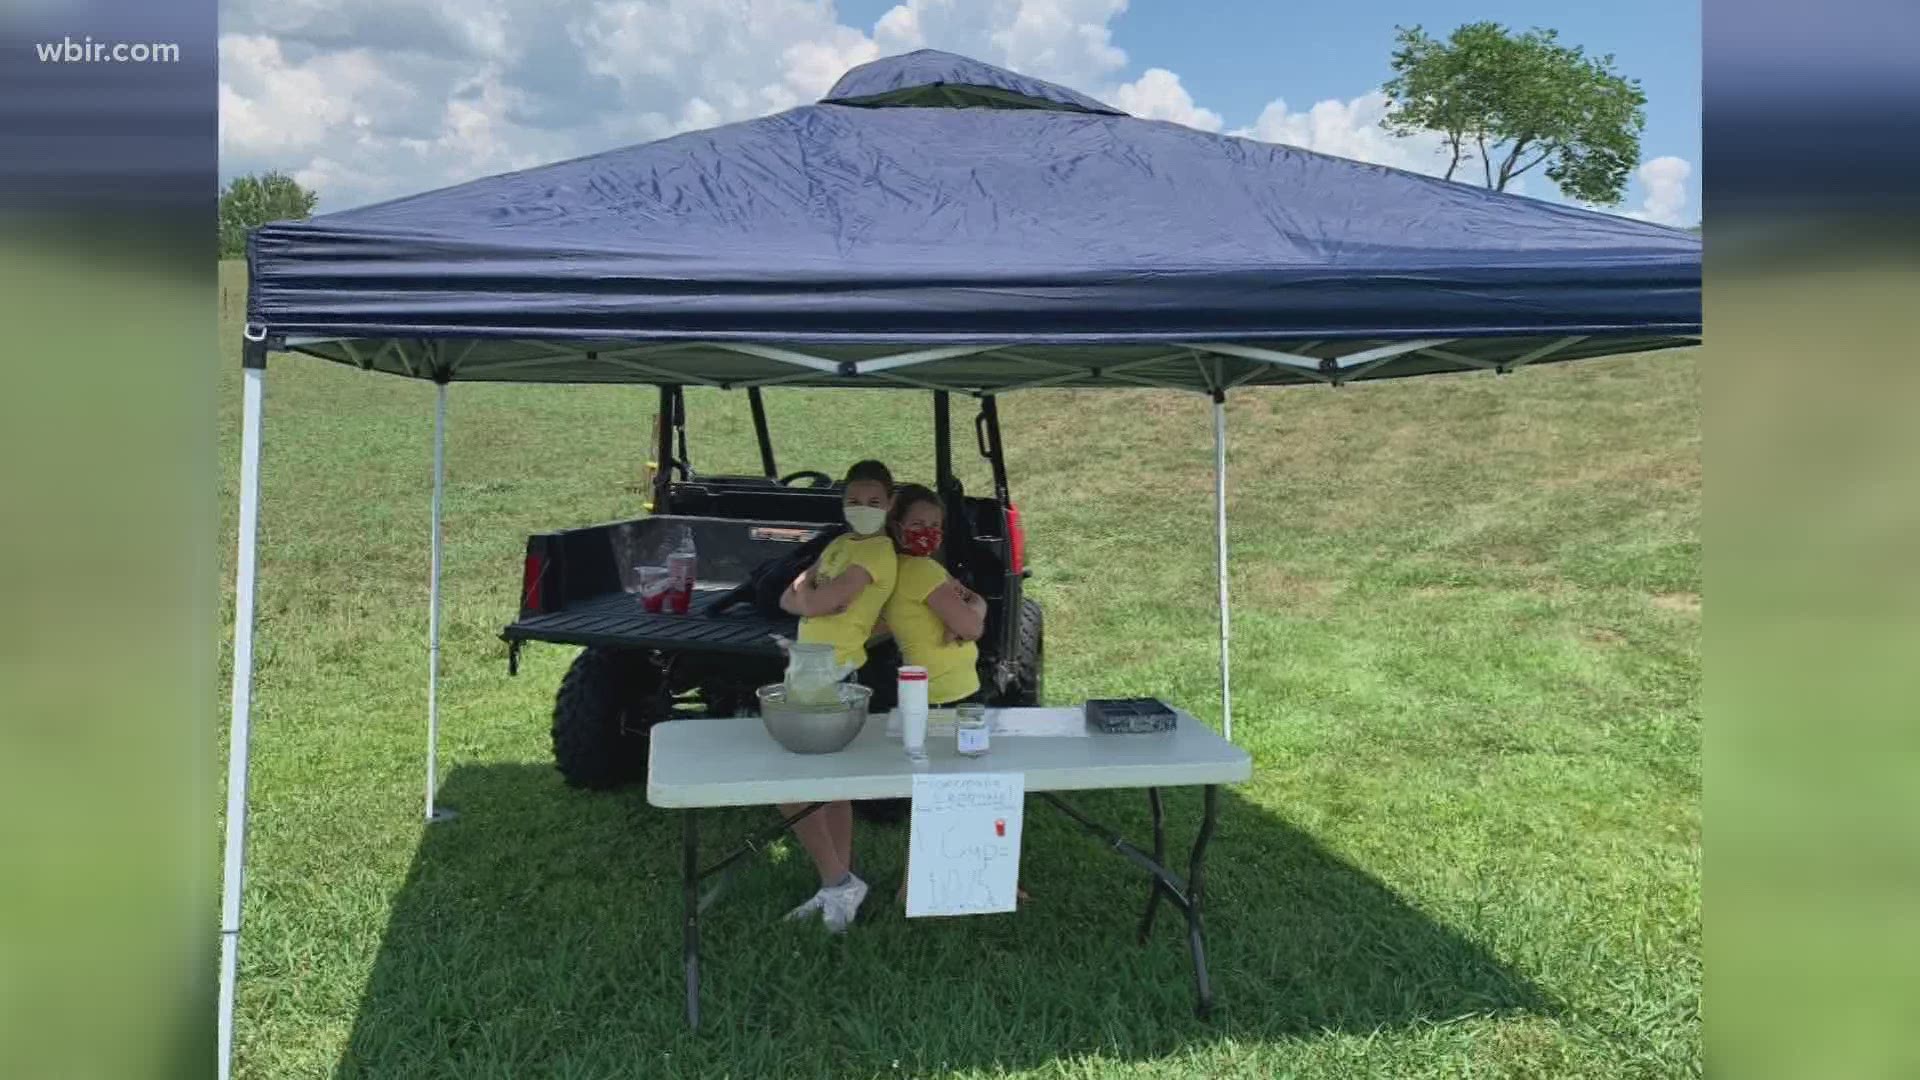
(336, 763, 1551, 1077)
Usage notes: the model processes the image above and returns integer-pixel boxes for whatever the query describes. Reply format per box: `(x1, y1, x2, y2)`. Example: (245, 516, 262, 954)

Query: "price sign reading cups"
(905, 772, 1024, 917)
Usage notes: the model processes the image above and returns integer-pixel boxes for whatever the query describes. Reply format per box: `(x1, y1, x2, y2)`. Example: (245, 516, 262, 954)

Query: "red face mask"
(901, 524, 943, 557)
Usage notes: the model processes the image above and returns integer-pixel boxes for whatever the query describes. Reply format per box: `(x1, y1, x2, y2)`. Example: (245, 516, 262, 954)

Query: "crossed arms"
(780, 561, 986, 643)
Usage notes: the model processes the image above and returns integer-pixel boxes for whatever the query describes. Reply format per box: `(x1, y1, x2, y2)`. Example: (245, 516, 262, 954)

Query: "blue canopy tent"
(223, 49, 1700, 1075)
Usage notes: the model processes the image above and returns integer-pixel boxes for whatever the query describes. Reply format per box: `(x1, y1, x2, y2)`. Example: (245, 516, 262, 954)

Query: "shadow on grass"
(337, 764, 1550, 1078)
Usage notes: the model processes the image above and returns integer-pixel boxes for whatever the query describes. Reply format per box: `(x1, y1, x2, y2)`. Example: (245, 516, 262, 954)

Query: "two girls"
(779, 469, 991, 932)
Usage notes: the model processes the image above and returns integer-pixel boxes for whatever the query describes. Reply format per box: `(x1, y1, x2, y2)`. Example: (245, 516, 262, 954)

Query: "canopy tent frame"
(1212, 394, 1232, 741)
(266, 330, 1667, 394)
(215, 325, 1694, 1079)
(219, 46, 1701, 1079)
(425, 380, 456, 825)
(218, 351, 265, 1080)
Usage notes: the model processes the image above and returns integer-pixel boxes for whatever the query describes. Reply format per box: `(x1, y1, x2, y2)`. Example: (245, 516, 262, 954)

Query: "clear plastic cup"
(636, 565, 671, 613)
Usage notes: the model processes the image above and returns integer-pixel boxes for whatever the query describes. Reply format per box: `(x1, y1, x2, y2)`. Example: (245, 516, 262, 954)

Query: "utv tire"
(1010, 599, 1044, 707)
(552, 647, 663, 790)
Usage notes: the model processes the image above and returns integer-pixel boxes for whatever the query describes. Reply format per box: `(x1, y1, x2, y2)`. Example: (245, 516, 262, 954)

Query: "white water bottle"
(898, 666, 929, 762)
(665, 526, 698, 614)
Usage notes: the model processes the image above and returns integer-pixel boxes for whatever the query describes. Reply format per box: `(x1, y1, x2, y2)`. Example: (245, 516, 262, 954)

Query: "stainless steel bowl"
(757, 682, 872, 754)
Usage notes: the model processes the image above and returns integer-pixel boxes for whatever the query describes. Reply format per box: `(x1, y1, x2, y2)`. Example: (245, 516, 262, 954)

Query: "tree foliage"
(219, 172, 318, 257)
(1382, 23, 1646, 205)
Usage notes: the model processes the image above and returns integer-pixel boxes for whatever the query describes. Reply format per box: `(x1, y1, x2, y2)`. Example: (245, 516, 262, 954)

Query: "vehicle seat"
(668, 481, 846, 524)
(937, 479, 1007, 602)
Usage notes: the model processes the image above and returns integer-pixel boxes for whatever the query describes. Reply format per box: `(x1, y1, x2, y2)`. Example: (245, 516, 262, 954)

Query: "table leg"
(1138, 787, 1167, 943)
(1185, 785, 1219, 1018)
(676, 801, 831, 1031)
(1038, 788, 1223, 1019)
(682, 810, 701, 1029)
(698, 801, 828, 915)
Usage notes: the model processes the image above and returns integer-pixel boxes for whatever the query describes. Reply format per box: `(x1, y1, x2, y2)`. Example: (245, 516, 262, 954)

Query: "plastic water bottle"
(898, 667, 929, 762)
(665, 526, 698, 614)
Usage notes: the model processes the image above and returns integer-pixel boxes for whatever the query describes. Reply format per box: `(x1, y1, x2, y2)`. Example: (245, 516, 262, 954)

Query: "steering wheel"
(779, 470, 835, 489)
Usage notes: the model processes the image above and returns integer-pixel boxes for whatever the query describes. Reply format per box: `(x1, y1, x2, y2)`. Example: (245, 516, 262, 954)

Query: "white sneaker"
(784, 889, 827, 923)
(818, 873, 869, 934)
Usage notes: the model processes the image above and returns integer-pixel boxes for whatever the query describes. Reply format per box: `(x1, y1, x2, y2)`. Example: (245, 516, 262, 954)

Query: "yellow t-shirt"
(795, 533, 898, 669)
(883, 554, 980, 706)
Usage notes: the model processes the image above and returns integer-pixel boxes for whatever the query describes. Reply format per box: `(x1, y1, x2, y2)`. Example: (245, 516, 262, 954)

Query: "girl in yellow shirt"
(882, 484, 987, 705)
(775, 459, 898, 932)
(882, 484, 1031, 906)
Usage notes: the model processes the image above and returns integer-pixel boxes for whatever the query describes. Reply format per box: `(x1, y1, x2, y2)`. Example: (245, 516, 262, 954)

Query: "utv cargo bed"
(503, 586, 794, 656)
(503, 514, 823, 658)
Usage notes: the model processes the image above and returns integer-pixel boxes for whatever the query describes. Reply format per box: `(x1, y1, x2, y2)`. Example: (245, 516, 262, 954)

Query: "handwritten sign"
(905, 772, 1024, 918)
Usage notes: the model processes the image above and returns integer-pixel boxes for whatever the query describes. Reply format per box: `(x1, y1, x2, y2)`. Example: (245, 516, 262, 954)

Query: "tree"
(219, 172, 318, 257)
(1382, 23, 1646, 206)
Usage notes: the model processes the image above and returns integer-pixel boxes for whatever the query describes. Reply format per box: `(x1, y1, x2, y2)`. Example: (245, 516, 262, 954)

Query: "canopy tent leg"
(1213, 395, 1232, 742)
(426, 382, 456, 823)
(218, 361, 266, 1080)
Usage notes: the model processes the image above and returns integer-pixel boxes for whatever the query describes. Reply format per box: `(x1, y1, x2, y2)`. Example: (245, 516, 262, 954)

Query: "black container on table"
(1084, 698, 1178, 734)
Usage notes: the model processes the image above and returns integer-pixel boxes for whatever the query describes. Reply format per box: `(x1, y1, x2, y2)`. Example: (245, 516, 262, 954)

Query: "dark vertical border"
(2, 2, 216, 1078)
(1704, 1, 1920, 1077)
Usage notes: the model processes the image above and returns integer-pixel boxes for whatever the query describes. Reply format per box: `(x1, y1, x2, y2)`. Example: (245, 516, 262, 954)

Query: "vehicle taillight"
(521, 551, 547, 615)
(1006, 503, 1026, 573)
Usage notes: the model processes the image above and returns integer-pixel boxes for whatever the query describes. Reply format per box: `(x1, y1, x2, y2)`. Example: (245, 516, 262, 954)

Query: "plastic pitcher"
(783, 641, 854, 706)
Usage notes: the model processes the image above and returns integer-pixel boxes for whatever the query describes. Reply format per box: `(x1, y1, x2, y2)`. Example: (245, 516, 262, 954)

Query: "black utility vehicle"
(502, 388, 1043, 792)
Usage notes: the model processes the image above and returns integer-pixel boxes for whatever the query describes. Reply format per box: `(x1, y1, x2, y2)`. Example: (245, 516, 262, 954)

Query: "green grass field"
(217, 261, 1699, 1078)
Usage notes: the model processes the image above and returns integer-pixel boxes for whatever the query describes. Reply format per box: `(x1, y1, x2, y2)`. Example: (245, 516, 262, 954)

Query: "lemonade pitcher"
(783, 641, 855, 706)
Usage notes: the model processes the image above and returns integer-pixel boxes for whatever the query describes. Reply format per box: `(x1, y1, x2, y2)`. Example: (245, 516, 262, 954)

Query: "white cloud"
(869, 0, 1128, 88)
(224, 0, 501, 60)
(219, 28, 573, 210)
(220, 0, 1139, 211)
(1230, 90, 1459, 178)
(1627, 155, 1693, 226)
(1107, 68, 1221, 132)
(989, 0, 1128, 87)
(583, 0, 878, 124)
(872, 4, 921, 49)
(782, 30, 885, 104)
(218, 35, 424, 158)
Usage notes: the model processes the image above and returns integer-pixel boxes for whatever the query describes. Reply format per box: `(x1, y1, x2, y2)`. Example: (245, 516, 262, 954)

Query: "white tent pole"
(426, 381, 455, 823)
(1213, 394, 1232, 742)
(218, 360, 266, 1080)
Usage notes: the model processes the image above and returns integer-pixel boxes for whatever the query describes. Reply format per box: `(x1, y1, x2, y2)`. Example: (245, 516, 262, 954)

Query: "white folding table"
(648, 707, 1253, 1027)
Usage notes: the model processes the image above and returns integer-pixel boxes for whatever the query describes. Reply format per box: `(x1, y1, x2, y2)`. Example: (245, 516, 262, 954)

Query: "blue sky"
(219, 0, 1700, 224)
